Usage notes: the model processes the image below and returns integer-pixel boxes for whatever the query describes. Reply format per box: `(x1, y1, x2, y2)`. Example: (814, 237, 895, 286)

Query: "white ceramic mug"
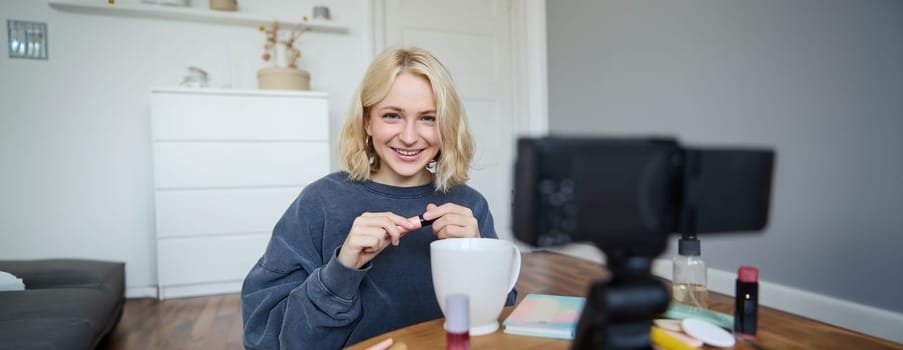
(430, 238, 521, 335)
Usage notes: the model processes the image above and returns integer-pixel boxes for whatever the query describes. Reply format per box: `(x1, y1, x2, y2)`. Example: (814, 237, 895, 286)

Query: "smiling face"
(365, 72, 440, 187)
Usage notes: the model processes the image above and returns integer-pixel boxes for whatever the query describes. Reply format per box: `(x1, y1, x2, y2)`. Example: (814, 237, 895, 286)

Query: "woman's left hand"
(422, 203, 481, 239)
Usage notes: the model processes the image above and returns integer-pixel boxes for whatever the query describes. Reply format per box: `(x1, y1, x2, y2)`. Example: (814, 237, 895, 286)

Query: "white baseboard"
(652, 258, 903, 344)
(157, 280, 242, 300)
(127, 281, 242, 300)
(126, 286, 159, 298)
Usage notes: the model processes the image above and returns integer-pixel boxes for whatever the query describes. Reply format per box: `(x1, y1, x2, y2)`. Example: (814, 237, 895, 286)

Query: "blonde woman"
(241, 47, 515, 349)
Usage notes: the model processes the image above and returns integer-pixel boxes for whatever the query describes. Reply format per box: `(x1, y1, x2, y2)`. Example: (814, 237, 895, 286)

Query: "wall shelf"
(48, 0, 349, 33)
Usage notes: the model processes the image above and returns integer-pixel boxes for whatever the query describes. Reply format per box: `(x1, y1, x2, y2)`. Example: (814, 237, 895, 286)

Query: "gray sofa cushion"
(0, 259, 124, 296)
(0, 259, 125, 350)
(0, 287, 120, 335)
(0, 318, 94, 350)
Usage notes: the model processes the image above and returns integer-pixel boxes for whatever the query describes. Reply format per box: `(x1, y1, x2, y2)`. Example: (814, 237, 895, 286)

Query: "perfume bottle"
(672, 234, 708, 308)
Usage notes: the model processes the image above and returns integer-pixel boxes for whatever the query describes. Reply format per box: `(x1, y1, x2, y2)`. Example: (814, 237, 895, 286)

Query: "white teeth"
(395, 149, 419, 156)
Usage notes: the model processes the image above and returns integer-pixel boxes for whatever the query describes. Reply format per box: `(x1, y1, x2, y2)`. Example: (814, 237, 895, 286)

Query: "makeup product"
(663, 303, 734, 329)
(681, 318, 735, 348)
(653, 319, 683, 332)
(416, 214, 436, 227)
(734, 265, 759, 338)
(398, 214, 436, 235)
(650, 326, 701, 350)
(672, 234, 708, 308)
(445, 294, 470, 350)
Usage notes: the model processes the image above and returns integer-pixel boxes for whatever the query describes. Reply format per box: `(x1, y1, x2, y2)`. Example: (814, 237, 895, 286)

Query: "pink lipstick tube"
(734, 265, 758, 338)
(398, 214, 436, 235)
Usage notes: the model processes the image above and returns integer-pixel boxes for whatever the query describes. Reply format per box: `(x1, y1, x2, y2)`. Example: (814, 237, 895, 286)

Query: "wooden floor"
(98, 294, 244, 350)
(94, 252, 903, 350)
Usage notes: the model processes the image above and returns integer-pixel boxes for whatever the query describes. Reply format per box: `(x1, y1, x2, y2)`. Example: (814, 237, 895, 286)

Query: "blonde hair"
(338, 47, 474, 192)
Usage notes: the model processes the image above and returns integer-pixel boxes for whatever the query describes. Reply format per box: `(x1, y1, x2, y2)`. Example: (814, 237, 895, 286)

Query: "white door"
(380, 0, 516, 241)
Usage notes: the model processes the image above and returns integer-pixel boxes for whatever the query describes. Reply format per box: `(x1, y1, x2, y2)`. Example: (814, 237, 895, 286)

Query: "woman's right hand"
(338, 212, 416, 269)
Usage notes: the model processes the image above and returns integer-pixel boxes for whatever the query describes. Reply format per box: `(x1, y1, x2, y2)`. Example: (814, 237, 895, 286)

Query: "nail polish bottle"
(734, 266, 758, 338)
(445, 294, 470, 350)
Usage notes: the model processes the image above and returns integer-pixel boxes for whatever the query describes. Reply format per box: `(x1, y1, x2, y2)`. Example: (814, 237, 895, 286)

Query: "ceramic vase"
(257, 67, 310, 91)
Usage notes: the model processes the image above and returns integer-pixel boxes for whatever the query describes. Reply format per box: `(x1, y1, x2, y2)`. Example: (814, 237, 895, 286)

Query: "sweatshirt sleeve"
(472, 191, 497, 239)
(241, 191, 368, 350)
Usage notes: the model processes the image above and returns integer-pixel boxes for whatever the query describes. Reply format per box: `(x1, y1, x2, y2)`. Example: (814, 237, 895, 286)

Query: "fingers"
(338, 212, 414, 269)
(435, 224, 477, 239)
(422, 203, 472, 222)
(350, 228, 386, 253)
(433, 217, 479, 238)
(360, 212, 414, 246)
(424, 203, 480, 239)
(338, 226, 386, 268)
(396, 216, 424, 238)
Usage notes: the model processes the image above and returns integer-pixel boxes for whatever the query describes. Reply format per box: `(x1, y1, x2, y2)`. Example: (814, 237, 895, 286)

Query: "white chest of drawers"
(150, 87, 329, 299)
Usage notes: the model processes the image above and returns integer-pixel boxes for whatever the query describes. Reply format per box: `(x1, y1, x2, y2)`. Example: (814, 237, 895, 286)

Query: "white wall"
(0, 0, 368, 296)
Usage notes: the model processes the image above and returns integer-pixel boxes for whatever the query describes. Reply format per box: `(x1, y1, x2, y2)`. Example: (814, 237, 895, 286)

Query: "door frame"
(365, 0, 549, 137)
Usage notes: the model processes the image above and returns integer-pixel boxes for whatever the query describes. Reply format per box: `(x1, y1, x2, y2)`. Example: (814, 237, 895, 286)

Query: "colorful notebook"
(502, 293, 585, 340)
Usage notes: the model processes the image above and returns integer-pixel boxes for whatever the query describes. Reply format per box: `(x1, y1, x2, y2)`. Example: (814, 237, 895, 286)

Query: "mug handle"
(508, 244, 522, 292)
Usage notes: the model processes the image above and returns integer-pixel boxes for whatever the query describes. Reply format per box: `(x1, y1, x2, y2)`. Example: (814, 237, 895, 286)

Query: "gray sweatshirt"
(241, 172, 516, 349)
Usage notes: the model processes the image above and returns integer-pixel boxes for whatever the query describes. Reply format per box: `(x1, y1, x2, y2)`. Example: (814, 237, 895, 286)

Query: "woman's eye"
(383, 113, 401, 120)
(421, 116, 436, 123)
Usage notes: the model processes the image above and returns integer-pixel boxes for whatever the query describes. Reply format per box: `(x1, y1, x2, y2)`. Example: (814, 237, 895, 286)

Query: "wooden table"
(346, 251, 902, 350)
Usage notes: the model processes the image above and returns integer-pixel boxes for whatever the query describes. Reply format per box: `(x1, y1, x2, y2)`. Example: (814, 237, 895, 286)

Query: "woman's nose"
(399, 122, 418, 144)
